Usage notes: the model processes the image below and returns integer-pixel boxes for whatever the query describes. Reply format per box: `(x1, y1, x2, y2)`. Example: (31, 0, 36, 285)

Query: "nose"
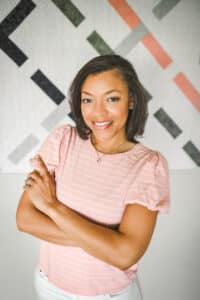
(93, 100, 107, 114)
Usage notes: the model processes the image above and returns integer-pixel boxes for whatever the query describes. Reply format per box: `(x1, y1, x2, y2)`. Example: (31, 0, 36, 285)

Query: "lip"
(93, 121, 113, 130)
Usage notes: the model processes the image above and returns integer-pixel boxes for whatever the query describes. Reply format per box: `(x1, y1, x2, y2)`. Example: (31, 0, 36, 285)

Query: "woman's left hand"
(23, 155, 58, 214)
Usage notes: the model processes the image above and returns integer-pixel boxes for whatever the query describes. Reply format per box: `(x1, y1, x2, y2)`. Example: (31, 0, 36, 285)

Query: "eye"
(81, 98, 92, 103)
(108, 97, 120, 102)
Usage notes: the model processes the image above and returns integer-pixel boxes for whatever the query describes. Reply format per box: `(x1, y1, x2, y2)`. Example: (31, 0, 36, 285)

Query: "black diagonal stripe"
(51, 0, 85, 27)
(87, 31, 114, 55)
(31, 70, 65, 105)
(0, 31, 27, 66)
(143, 87, 152, 101)
(0, 0, 36, 36)
(154, 108, 182, 138)
(68, 111, 75, 121)
(183, 141, 200, 166)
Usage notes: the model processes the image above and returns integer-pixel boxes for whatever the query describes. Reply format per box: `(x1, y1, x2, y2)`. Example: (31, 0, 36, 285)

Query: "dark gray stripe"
(183, 141, 200, 166)
(0, 0, 36, 36)
(68, 111, 75, 122)
(154, 108, 182, 138)
(87, 30, 114, 55)
(51, 0, 85, 27)
(143, 87, 152, 102)
(0, 0, 35, 66)
(8, 134, 39, 164)
(31, 70, 65, 105)
(0, 31, 27, 66)
(153, 0, 181, 20)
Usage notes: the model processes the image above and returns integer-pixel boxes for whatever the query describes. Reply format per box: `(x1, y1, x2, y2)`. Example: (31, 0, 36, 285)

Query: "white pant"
(34, 268, 143, 300)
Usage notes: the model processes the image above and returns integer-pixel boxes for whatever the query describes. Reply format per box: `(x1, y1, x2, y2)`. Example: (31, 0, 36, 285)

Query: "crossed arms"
(16, 156, 158, 271)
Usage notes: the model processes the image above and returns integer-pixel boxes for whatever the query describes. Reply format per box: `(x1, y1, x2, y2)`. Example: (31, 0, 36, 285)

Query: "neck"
(90, 134, 128, 154)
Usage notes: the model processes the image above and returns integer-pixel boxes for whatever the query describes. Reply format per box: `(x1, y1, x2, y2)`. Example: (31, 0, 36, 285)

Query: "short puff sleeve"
(124, 151, 170, 214)
(30, 124, 71, 176)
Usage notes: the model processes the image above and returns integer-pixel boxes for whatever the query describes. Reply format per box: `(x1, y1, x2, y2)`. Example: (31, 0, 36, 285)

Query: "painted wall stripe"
(108, 0, 141, 29)
(142, 33, 172, 68)
(31, 70, 65, 105)
(109, 1, 172, 69)
(51, 0, 85, 27)
(87, 31, 114, 55)
(183, 141, 200, 166)
(8, 134, 39, 164)
(143, 88, 152, 102)
(154, 108, 182, 138)
(153, 0, 181, 20)
(115, 23, 148, 55)
(174, 72, 200, 112)
(68, 111, 75, 122)
(41, 100, 68, 131)
(0, 0, 36, 36)
(0, 31, 27, 66)
(0, 0, 35, 66)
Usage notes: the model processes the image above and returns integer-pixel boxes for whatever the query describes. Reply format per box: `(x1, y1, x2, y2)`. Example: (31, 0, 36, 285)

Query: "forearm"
(47, 201, 126, 269)
(17, 204, 76, 247)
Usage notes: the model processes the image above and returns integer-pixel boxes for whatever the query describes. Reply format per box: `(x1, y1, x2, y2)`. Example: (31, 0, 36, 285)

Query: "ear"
(128, 99, 134, 110)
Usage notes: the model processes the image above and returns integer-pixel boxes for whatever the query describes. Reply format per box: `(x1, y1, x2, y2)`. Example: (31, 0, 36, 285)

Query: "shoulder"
(50, 123, 74, 134)
(39, 123, 77, 153)
(48, 123, 77, 141)
(141, 145, 170, 181)
(129, 142, 169, 171)
(124, 143, 170, 214)
(35, 124, 77, 171)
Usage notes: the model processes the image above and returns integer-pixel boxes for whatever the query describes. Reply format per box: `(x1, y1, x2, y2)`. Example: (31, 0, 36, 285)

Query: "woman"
(16, 54, 170, 300)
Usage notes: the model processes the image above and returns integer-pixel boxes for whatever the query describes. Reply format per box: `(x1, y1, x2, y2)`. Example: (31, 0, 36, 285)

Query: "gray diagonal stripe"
(87, 30, 114, 55)
(154, 108, 182, 138)
(51, 0, 85, 27)
(115, 23, 148, 56)
(153, 0, 181, 20)
(183, 141, 200, 166)
(8, 134, 39, 164)
(42, 100, 69, 131)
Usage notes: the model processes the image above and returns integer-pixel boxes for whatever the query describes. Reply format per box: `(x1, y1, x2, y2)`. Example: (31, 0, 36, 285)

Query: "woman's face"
(80, 69, 133, 144)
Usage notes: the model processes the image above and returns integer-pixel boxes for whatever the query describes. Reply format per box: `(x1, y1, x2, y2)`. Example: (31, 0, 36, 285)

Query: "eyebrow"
(81, 89, 121, 96)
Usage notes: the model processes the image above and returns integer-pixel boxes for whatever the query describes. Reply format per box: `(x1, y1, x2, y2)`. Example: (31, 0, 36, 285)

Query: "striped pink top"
(34, 124, 170, 296)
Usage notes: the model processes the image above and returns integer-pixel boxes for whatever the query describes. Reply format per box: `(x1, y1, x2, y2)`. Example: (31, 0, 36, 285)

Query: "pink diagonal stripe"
(174, 72, 200, 112)
(108, 0, 141, 29)
(142, 33, 172, 68)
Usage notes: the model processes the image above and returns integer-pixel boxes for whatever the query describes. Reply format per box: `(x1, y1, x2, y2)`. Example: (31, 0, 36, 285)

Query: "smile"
(93, 121, 113, 130)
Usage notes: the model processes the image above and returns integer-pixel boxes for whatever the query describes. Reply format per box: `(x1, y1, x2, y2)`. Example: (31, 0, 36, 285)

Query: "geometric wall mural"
(1, 0, 200, 173)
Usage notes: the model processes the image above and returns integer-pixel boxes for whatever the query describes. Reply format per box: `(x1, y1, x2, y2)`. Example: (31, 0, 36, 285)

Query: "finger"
(23, 183, 32, 189)
(27, 170, 42, 180)
(32, 155, 49, 177)
(25, 172, 41, 187)
(29, 169, 41, 175)
(24, 177, 35, 186)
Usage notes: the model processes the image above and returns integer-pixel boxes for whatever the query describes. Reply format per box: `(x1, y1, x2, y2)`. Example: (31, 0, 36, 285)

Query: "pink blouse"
(32, 124, 170, 296)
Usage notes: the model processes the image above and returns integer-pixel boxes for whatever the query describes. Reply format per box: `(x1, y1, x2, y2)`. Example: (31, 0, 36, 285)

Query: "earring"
(129, 101, 134, 110)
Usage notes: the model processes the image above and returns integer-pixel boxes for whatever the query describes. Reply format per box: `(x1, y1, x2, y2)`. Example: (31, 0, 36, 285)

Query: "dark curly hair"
(68, 54, 148, 142)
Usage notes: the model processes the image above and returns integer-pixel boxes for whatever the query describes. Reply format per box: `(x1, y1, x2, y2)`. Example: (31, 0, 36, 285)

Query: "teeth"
(95, 121, 111, 126)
